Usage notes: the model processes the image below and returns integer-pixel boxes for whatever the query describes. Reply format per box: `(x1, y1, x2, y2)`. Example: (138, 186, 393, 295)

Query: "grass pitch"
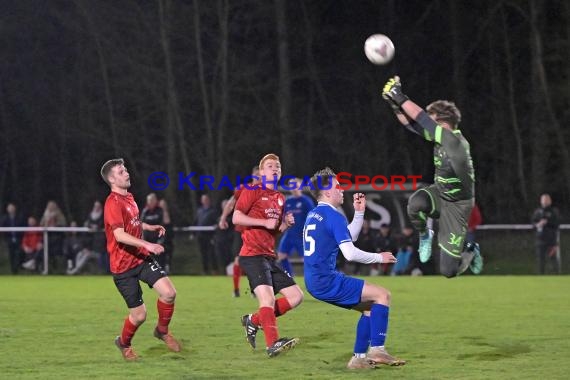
(0, 275, 568, 379)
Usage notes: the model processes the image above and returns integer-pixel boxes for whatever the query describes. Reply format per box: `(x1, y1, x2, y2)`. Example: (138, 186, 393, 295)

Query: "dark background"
(1, 0, 568, 225)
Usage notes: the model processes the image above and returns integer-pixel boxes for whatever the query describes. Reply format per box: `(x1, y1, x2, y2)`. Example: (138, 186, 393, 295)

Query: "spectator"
(214, 199, 235, 275)
(67, 201, 106, 275)
(391, 225, 416, 276)
(467, 203, 483, 244)
(195, 194, 218, 274)
(83, 200, 108, 273)
(141, 193, 165, 267)
(40, 200, 67, 263)
(371, 223, 396, 275)
(531, 193, 560, 274)
(21, 216, 43, 272)
(65, 221, 87, 274)
(159, 199, 175, 274)
(1, 203, 25, 274)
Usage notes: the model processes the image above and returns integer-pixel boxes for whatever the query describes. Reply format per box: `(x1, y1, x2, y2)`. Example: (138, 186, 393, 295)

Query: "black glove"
(382, 76, 409, 106)
(382, 94, 402, 115)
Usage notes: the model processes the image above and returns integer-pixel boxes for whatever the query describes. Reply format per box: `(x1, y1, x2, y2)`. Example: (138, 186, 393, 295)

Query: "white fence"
(0, 225, 217, 275)
(1, 224, 565, 274)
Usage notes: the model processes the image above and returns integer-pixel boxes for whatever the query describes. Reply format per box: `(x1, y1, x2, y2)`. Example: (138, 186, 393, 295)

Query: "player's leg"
(438, 199, 482, 277)
(140, 259, 181, 352)
(273, 261, 304, 316)
(240, 256, 298, 356)
(266, 268, 302, 358)
(407, 185, 440, 262)
(346, 312, 376, 369)
(356, 281, 405, 366)
(113, 269, 146, 361)
(277, 232, 294, 276)
(239, 256, 277, 350)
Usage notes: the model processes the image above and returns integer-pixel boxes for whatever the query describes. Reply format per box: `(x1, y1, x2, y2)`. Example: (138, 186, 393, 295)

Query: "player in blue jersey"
(303, 167, 406, 370)
(277, 178, 315, 276)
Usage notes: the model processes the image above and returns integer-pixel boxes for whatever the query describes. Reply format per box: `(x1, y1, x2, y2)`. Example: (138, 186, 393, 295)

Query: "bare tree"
(274, 0, 294, 173)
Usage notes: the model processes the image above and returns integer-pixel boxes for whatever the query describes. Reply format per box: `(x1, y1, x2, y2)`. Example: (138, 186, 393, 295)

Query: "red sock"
(120, 317, 140, 347)
(233, 264, 241, 290)
(259, 307, 279, 347)
(251, 312, 260, 326)
(274, 297, 292, 317)
(156, 299, 175, 334)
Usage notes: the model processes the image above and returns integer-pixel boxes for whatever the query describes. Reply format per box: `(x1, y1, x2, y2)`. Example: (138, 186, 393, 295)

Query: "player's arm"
(142, 222, 166, 237)
(347, 193, 365, 241)
(232, 209, 279, 230)
(391, 110, 428, 138)
(233, 189, 280, 230)
(384, 97, 424, 136)
(339, 241, 396, 264)
(382, 76, 438, 140)
(218, 195, 236, 229)
(279, 212, 294, 232)
(113, 227, 164, 255)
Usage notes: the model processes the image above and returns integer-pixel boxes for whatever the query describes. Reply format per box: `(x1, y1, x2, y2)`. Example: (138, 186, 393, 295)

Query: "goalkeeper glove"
(382, 76, 409, 106)
(382, 94, 402, 115)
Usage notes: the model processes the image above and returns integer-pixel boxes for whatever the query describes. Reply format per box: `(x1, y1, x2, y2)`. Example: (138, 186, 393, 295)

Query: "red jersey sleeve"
(234, 186, 244, 201)
(235, 188, 257, 215)
(104, 197, 125, 231)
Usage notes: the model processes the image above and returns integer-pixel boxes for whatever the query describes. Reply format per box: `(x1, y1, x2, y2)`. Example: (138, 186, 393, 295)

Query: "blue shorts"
(307, 274, 364, 309)
(277, 231, 304, 257)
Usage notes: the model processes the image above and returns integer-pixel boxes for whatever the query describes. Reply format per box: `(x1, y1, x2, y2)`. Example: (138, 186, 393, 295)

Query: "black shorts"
(113, 258, 167, 308)
(239, 255, 296, 293)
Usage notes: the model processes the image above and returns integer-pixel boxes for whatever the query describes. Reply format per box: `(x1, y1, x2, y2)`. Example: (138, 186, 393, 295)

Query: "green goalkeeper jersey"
(406, 111, 475, 202)
(425, 126, 475, 201)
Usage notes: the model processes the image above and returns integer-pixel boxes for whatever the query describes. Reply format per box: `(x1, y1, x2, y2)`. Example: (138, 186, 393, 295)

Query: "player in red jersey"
(218, 165, 259, 297)
(100, 158, 181, 361)
(233, 153, 304, 357)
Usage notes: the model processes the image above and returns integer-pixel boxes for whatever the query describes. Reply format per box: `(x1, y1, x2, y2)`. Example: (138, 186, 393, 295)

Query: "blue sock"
(280, 258, 293, 276)
(353, 314, 371, 354)
(370, 304, 389, 347)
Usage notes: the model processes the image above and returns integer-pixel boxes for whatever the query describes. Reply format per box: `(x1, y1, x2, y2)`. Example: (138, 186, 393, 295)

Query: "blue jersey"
(303, 202, 353, 295)
(285, 194, 315, 236)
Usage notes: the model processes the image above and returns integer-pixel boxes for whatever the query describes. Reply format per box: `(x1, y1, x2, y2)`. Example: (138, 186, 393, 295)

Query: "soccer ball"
(364, 34, 395, 65)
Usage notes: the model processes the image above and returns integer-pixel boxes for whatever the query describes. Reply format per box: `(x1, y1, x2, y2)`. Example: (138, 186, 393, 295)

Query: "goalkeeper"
(382, 76, 483, 277)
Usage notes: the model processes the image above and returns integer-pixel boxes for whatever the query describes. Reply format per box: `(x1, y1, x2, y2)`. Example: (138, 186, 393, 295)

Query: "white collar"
(317, 201, 337, 210)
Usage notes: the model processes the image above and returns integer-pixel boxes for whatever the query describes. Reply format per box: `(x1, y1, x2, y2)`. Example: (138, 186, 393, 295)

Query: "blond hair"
(259, 153, 280, 170)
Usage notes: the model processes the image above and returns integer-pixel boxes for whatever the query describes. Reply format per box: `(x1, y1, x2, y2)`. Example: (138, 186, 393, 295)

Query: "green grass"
(1, 276, 569, 379)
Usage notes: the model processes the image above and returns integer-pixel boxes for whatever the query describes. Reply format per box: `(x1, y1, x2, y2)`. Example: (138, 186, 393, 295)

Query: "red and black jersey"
(104, 191, 148, 274)
(235, 186, 285, 257)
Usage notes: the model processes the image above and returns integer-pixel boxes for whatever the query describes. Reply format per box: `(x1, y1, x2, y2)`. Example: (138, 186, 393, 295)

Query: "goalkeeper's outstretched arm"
(382, 76, 436, 139)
